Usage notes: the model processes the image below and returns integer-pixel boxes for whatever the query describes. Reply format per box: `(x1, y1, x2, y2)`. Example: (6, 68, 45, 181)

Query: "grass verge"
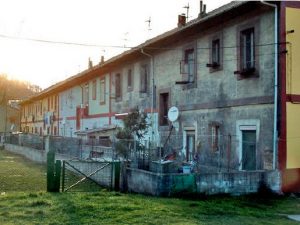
(0, 149, 299, 225)
(0, 149, 46, 192)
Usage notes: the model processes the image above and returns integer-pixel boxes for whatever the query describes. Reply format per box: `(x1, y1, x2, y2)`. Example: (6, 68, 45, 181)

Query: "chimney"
(177, 14, 186, 28)
(198, 0, 207, 18)
(88, 58, 93, 69)
(100, 56, 105, 65)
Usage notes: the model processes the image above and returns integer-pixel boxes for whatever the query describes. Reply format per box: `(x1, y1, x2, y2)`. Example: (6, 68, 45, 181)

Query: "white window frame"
(182, 126, 197, 162)
(236, 119, 260, 171)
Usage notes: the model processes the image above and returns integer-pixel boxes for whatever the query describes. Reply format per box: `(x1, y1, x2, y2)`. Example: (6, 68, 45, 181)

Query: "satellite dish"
(168, 106, 179, 122)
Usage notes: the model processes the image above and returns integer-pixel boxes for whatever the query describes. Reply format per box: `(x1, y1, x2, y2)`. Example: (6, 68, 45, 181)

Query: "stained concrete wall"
(155, 9, 275, 170)
(4, 143, 46, 163)
(196, 171, 280, 195)
(126, 168, 281, 196)
(107, 8, 276, 170)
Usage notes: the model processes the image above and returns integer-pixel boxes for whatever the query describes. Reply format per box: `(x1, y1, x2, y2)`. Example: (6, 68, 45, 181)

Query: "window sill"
(183, 82, 197, 90)
(234, 68, 259, 79)
(207, 63, 222, 73)
(206, 62, 220, 68)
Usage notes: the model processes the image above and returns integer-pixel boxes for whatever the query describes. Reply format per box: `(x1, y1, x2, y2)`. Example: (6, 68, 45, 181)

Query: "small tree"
(115, 107, 148, 158)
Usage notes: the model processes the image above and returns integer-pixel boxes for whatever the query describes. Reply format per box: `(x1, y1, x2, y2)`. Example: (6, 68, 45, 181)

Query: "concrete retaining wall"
(126, 168, 281, 196)
(4, 143, 46, 163)
(196, 171, 281, 195)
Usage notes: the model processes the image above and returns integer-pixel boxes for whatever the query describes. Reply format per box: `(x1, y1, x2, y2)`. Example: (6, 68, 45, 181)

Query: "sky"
(0, 0, 231, 89)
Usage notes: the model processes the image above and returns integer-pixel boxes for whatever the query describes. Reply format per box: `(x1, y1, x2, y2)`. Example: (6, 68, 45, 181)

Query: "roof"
(21, 1, 265, 105)
(74, 124, 117, 135)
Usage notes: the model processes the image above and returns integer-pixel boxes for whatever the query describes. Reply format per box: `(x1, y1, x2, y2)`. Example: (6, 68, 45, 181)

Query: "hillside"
(0, 74, 41, 104)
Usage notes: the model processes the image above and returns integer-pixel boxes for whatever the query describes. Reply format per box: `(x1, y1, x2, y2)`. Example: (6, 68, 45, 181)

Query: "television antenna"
(123, 32, 129, 47)
(183, 3, 190, 22)
(145, 17, 152, 31)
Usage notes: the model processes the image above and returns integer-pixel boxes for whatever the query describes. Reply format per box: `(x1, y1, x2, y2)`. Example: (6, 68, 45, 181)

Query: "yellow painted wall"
(286, 103, 300, 168)
(286, 7, 300, 95)
(286, 7, 300, 168)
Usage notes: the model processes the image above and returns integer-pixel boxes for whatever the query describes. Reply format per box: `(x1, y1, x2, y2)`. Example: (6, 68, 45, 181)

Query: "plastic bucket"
(182, 166, 191, 174)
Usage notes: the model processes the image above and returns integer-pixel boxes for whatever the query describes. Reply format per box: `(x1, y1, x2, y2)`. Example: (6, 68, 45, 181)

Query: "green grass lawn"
(0, 149, 300, 225)
(0, 149, 46, 192)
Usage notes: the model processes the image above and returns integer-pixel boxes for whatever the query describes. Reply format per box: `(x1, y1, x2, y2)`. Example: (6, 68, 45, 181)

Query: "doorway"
(241, 129, 256, 170)
(185, 130, 195, 162)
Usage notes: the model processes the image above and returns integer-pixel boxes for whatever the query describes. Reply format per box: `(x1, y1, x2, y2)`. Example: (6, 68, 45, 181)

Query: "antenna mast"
(183, 3, 190, 22)
(145, 17, 152, 31)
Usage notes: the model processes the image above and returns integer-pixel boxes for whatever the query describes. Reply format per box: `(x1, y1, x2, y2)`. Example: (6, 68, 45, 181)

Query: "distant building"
(20, 89, 59, 136)
(0, 101, 20, 136)
(20, 1, 300, 193)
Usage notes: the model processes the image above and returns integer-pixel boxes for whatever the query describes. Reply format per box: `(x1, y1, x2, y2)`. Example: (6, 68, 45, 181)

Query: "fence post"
(61, 161, 65, 192)
(47, 150, 61, 192)
(18, 133, 23, 146)
(47, 151, 55, 192)
(114, 161, 120, 191)
(54, 160, 61, 192)
(45, 135, 50, 153)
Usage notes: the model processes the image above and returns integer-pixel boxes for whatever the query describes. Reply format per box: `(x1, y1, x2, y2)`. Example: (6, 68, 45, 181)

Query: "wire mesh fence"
(5, 133, 45, 150)
(3, 132, 274, 174)
(158, 132, 274, 174)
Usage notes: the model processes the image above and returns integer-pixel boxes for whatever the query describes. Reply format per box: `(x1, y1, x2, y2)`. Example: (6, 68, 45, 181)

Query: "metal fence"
(158, 133, 274, 174)
(3, 132, 274, 174)
(5, 133, 45, 150)
(61, 160, 113, 192)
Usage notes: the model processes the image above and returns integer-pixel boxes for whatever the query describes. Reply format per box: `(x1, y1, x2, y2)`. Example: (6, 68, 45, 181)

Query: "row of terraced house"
(20, 1, 300, 193)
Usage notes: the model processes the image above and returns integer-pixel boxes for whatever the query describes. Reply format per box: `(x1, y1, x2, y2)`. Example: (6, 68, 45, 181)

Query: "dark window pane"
(184, 49, 195, 82)
(128, 69, 132, 90)
(212, 39, 220, 65)
(115, 73, 121, 98)
(241, 28, 255, 70)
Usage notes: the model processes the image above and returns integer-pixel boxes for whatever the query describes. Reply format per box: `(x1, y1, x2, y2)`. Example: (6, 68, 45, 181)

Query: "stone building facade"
(19, 1, 300, 192)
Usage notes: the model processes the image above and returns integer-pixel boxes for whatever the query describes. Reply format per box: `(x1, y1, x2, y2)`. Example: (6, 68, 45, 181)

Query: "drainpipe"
(260, 1, 278, 170)
(141, 48, 155, 144)
(109, 72, 112, 125)
(79, 84, 85, 137)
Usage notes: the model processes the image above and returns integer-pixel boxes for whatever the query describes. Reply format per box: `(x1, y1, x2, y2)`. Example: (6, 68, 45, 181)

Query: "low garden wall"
(126, 168, 281, 196)
(4, 143, 47, 163)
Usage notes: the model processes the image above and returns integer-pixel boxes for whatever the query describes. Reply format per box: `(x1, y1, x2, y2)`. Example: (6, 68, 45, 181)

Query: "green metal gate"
(61, 160, 120, 192)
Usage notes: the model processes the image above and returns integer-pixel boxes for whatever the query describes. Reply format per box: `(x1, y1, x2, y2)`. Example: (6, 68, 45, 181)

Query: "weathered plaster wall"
(126, 168, 281, 196)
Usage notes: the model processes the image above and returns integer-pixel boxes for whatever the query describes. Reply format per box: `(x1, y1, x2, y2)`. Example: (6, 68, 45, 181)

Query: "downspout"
(79, 84, 84, 136)
(260, 1, 278, 170)
(141, 48, 155, 144)
(109, 72, 112, 125)
(57, 95, 59, 137)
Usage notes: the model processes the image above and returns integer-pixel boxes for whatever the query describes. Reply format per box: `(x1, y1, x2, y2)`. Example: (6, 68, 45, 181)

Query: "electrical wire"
(0, 33, 289, 50)
(0, 33, 132, 49)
